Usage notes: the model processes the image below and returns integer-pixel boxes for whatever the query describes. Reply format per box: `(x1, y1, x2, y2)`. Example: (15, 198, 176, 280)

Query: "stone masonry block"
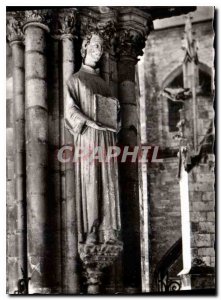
(207, 212, 215, 221)
(190, 212, 207, 222)
(199, 222, 215, 233)
(194, 234, 211, 247)
(198, 247, 215, 257)
(191, 201, 214, 212)
(202, 192, 215, 201)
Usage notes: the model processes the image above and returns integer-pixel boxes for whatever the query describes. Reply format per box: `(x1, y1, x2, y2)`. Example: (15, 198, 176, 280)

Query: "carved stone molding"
(79, 242, 123, 293)
(79, 242, 123, 269)
(7, 12, 24, 44)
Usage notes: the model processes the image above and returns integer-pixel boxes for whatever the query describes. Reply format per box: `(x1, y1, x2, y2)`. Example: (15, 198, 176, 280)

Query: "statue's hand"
(106, 127, 117, 133)
(86, 120, 117, 132)
(86, 120, 106, 131)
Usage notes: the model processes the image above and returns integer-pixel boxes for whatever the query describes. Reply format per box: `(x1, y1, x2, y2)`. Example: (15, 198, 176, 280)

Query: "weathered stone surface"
(26, 79, 47, 109)
(195, 234, 211, 247)
(207, 212, 215, 221)
(191, 201, 214, 212)
(25, 26, 47, 52)
(198, 247, 215, 257)
(199, 222, 215, 233)
(26, 52, 47, 79)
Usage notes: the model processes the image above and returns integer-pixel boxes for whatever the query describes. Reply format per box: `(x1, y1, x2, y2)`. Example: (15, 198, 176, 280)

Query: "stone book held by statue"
(94, 94, 118, 131)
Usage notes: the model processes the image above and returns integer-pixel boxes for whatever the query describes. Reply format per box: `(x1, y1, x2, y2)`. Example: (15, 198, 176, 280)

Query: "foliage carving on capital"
(24, 9, 51, 27)
(116, 12, 153, 58)
(116, 29, 146, 58)
(7, 12, 24, 43)
(51, 9, 77, 39)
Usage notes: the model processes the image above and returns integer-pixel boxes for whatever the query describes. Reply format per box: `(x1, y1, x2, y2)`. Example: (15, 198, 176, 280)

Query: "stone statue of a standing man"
(64, 32, 121, 245)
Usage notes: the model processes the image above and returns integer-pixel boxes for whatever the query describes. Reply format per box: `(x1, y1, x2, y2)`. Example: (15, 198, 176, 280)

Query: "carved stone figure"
(64, 33, 121, 245)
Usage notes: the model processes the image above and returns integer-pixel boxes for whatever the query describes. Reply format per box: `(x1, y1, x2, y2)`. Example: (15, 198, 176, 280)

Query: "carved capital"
(50, 8, 77, 40)
(116, 8, 153, 59)
(7, 12, 24, 44)
(116, 29, 147, 59)
(23, 9, 51, 32)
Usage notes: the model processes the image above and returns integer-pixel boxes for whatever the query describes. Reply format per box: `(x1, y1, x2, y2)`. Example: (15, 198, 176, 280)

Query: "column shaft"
(25, 24, 50, 294)
(47, 38, 62, 293)
(118, 56, 141, 291)
(62, 36, 80, 293)
(11, 40, 27, 286)
(100, 50, 124, 293)
(6, 41, 18, 293)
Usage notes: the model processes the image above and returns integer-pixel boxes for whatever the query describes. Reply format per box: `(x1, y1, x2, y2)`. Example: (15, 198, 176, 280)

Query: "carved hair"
(80, 31, 103, 58)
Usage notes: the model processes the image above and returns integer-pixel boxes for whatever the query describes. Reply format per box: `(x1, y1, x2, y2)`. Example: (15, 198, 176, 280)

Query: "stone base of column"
(79, 243, 123, 294)
(179, 259, 215, 290)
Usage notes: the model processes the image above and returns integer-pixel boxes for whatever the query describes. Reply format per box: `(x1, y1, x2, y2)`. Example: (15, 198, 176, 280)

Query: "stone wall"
(189, 157, 215, 267)
(148, 158, 181, 282)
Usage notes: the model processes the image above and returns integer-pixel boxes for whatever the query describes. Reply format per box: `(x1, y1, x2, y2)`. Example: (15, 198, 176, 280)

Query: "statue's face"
(85, 34, 103, 67)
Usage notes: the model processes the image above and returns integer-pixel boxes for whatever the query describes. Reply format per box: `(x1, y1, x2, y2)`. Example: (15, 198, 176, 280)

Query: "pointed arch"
(161, 61, 212, 89)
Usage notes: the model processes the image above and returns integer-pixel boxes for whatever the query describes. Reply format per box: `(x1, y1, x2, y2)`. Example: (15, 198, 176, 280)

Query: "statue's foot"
(104, 231, 120, 244)
(104, 238, 117, 244)
(85, 233, 97, 245)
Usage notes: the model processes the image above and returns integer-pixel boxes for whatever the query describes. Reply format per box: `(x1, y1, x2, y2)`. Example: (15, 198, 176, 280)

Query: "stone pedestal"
(79, 243, 123, 294)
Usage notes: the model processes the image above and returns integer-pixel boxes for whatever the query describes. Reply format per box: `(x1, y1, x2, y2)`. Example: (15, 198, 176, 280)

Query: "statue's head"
(81, 33, 104, 68)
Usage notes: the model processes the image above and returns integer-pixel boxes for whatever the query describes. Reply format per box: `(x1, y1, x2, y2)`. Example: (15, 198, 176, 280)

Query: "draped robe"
(64, 64, 121, 244)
